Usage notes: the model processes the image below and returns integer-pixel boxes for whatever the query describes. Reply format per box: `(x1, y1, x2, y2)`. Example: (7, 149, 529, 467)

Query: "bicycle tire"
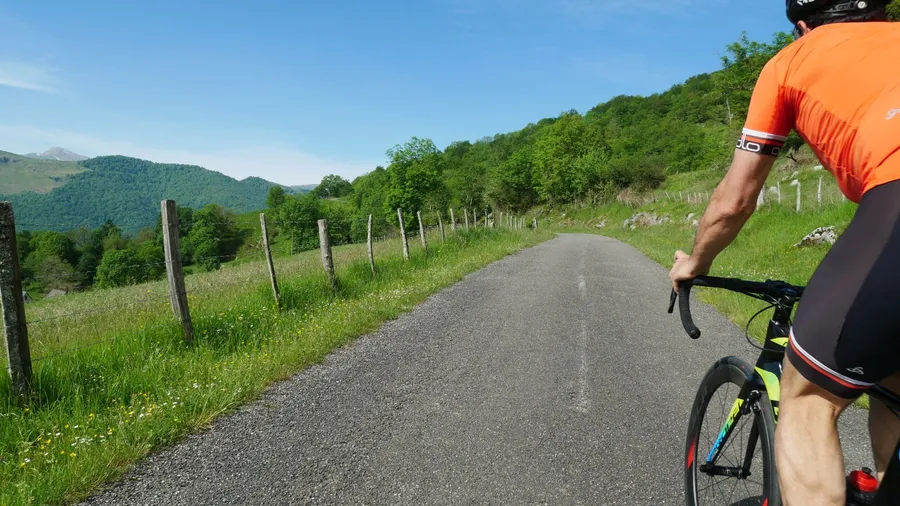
(685, 356, 780, 506)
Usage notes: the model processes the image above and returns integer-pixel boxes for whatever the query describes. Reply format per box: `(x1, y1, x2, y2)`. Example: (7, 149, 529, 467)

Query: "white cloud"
(0, 125, 378, 185)
(0, 61, 60, 93)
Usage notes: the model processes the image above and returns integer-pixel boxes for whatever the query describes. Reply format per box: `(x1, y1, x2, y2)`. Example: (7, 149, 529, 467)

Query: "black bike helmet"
(786, 0, 891, 25)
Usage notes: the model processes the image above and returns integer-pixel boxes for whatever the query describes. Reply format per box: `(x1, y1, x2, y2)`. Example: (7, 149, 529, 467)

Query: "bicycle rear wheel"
(685, 357, 779, 506)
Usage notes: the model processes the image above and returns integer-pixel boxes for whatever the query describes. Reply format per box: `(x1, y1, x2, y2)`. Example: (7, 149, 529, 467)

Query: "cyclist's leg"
(780, 180, 900, 504)
(777, 361, 853, 505)
(870, 373, 900, 481)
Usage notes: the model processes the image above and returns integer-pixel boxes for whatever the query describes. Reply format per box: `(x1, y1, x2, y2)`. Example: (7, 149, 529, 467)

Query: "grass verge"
(0, 227, 551, 505)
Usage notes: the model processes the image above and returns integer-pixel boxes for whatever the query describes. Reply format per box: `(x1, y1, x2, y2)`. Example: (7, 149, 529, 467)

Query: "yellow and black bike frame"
(703, 299, 793, 472)
(701, 295, 900, 504)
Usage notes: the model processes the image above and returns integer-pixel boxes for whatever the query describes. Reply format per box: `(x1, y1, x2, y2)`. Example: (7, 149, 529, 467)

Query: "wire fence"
(1, 201, 536, 399)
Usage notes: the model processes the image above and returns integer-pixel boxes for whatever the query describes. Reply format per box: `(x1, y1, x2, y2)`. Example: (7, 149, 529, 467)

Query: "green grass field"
(0, 152, 86, 195)
(0, 227, 550, 505)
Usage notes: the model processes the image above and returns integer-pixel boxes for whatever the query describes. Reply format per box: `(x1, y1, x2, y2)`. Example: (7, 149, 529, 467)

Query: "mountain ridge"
(0, 152, 297, 232)
(23, 147, 88, 162)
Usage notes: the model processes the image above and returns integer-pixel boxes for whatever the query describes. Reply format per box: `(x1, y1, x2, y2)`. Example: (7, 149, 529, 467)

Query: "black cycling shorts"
(788, 179, 900, 399)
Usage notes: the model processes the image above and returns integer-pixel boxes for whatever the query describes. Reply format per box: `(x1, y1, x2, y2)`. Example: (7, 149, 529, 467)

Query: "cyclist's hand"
(669, 250, 708, 292)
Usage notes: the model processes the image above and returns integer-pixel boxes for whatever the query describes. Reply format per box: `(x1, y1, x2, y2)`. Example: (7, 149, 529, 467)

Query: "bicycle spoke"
(727, 474, 739, 505)
(697, 476, 731, 493)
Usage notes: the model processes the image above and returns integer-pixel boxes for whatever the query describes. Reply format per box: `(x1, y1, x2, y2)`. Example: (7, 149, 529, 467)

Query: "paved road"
(84, 234, 872, 505)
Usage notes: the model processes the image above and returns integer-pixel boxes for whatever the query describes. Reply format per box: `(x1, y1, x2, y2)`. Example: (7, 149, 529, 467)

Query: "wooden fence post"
(499, 211, 504, 228)
(818, 176, 823, 207)
(533, 217, 538, 230)
(473, 209, 478, 229)
(757, 188, 765, 207)
(0, 202, 31, 399)
(464, 209, 469, 230)
(796, 182, 802, 213)
(484, 209, 488, 228)
(417, 211, 428, 254)
(259, 213, 280, 308)
(438, 212, 446, 243)
(777, 182, 782, 204)
(318, 219, 337, 291)
(161, 200, 194, 343)
(367, 214, 376, 276)
(450, 208, 457, 231)
(397, 208, 410, 261)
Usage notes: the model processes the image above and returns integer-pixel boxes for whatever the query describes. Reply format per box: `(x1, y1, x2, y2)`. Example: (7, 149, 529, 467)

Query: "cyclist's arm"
(689, 150, 776, 272)
(673, 56, 791, 280)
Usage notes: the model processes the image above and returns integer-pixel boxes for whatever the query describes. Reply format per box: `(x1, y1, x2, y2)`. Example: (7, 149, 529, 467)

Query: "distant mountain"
(0, 151, 87, 194)
(291, 184, 317, 193)
(23, 147, 88, 162)
(0, 153, 286, 232)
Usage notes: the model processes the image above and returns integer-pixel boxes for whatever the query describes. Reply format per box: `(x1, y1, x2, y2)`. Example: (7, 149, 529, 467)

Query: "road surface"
(84, 234, 872, 505)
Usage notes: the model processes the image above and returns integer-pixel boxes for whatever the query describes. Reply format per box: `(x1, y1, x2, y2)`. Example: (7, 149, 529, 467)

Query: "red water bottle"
(847, 467, 878, 505)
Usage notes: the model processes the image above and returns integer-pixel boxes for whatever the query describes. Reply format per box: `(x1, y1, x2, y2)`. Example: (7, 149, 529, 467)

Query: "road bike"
(669, 276, 900, 506)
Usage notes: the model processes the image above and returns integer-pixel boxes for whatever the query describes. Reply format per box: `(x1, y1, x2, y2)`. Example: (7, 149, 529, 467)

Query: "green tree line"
(17, 204, 248, 295)
(21, 28, 823, 295)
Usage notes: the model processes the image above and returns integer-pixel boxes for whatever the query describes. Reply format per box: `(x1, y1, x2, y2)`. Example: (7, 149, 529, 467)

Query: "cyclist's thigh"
(789, 180, 900, 399)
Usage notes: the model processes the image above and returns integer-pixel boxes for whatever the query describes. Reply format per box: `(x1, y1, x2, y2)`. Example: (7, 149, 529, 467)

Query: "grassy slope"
(549, 149, 852, 341)
(0, 151, 86, 195)
(0, 228, 550, 506)
(3, 155, 281, 232)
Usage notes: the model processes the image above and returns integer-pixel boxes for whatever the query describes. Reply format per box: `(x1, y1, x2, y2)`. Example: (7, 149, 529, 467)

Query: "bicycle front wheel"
(685, 356, 779, 506)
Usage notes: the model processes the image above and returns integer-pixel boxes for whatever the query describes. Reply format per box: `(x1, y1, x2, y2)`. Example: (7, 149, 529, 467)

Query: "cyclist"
(668, 1, 900, 504)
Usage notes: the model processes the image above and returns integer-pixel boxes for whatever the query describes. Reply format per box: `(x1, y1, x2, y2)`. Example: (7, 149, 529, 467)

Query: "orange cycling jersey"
(740, 22, 900, 203)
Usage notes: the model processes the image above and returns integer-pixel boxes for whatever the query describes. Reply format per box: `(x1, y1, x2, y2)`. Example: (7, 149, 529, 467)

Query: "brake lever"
(668, 289, 677, 314)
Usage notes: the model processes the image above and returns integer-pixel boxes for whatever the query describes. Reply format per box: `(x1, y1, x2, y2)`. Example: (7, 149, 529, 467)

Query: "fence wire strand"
(3, 209, 501, 369)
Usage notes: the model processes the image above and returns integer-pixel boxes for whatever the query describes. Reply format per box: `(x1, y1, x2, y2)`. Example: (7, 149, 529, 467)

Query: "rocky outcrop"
(794, 226, 837, 248)
(623, 213, 670, 230)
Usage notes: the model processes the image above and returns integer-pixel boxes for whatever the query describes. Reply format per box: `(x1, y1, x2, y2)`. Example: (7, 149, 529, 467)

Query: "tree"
(26, 232, 79, 285)
(532, 112, 592, 204)
(713, 32, 793, 123)
(350, 167, 390, 242)
(36, 256, 77, 292)
(486, 149, 538, 211)
(889, 3, 900, 21)
(277, 193, 321, 252)
(384, 137, 446, 228)
(94, 242, 165, 288)
(16, 230, 32, 279)
(95, 249, 144, 288)
(313, 175, 353, 199)
(184, 204, 242, 271)
(267, 186, 286, 209)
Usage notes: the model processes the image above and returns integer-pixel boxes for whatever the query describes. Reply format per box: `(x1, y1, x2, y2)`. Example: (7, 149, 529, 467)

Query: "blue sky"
(0, 1, 787, 185)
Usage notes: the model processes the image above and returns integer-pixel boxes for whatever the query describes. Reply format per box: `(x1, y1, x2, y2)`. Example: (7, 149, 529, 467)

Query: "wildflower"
(69, 453, 77, 458)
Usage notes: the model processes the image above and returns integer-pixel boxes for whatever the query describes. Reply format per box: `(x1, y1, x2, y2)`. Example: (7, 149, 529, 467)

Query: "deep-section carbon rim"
(685, 357, 779, 506)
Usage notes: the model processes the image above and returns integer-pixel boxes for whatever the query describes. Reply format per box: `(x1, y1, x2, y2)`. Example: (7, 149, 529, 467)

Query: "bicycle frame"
(703, 299, 793, 472)
(680, 279, 900, 504)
